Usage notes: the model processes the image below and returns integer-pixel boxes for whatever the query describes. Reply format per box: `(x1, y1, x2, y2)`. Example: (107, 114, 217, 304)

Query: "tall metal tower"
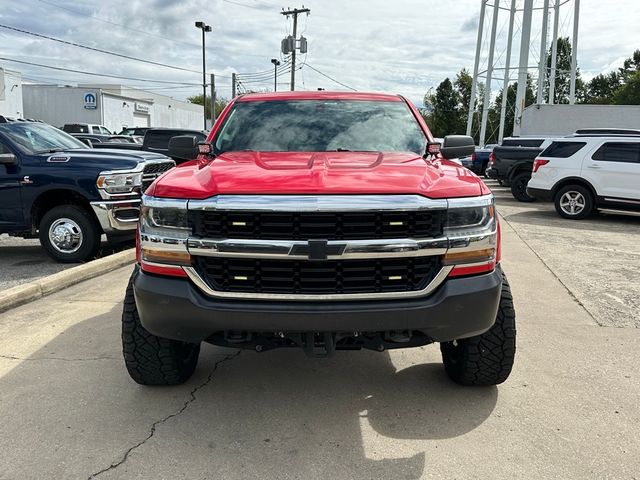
(466, 0, 580, 144)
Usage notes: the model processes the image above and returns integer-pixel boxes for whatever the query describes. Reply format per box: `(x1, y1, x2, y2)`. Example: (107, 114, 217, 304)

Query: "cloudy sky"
(1, 0, 639, 104)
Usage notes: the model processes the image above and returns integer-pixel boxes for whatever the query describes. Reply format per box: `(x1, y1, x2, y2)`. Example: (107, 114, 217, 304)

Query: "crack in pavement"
(0, 354, 119, 362)
(86, 350, 241, 480)
(500, 214, 602, 326)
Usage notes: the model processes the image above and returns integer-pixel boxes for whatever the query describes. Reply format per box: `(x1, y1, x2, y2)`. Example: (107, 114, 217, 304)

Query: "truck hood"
(151, 151, 486, 199)
(40, 148, 170, 171)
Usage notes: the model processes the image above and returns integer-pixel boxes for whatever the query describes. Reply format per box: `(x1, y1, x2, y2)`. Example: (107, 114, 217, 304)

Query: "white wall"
(23, 84, 204, 131)
(0, 69, 24, 118)
(23, 85, 102, 126)
(521, 104, 640, 136)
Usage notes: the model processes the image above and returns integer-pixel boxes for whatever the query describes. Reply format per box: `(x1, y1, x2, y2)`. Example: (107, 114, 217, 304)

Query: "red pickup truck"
(122, 91, 516, 387)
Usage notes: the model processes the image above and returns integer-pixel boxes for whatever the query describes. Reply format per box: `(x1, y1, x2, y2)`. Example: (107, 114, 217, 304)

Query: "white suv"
(527, 134, 640, 219)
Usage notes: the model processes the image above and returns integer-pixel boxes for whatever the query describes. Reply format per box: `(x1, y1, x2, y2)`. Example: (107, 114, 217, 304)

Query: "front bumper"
(526, 186, 553, 202)
(90, 199, 140, 234)
(133, 266, 503, 344)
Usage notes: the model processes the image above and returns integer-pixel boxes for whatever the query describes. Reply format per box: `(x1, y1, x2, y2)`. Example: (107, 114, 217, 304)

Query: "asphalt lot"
(0, 234, 134, 290)
(0, 180, 639, 479)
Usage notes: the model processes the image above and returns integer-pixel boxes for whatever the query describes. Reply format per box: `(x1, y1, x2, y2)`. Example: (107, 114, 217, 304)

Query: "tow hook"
(302, 332, 336, 358)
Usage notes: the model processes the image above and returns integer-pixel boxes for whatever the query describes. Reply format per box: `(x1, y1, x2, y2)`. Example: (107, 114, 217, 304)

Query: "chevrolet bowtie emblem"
(291, 240, 346, 260)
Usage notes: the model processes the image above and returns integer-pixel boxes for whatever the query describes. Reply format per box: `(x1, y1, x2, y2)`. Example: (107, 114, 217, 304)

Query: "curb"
(0, 249, 136, 313)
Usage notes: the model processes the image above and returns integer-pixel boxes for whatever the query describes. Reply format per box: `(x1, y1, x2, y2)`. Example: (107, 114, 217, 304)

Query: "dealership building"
(0, 68, 24, 118)
(22, 83, 204, 132)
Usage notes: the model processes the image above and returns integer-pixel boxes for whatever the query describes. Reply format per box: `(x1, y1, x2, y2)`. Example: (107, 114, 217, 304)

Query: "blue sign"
(83, 92, 97, 109)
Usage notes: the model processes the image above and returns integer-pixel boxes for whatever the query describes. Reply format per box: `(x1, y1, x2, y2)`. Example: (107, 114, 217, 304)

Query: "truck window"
(540, 141, 586, 158)
(92, 126, 101, 134)
(214, 100, 427, 154)
(501, 138, 544, 148)
(592, 142, 640, 163)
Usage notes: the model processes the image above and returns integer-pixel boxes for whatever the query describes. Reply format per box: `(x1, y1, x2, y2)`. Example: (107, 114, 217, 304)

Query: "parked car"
(118, 127, 151, 137)
(0, 116, 174, 262)
(62, 123, 112, 135)
(486, 137, 555, 201)
(527, 133, 640, 219)
(460, 144, 497, 175)
(72, 134, 138, 145)
(89, 128, 208, 163)
(123, 91, 516, 388)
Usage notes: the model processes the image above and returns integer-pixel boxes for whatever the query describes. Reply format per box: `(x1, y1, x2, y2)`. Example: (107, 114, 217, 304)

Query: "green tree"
(613, 71, 640, 104)
(618, 49, 640, 81)
(187, 94, 228, 119)
(429, 78, 460, 138)
(544, 37, 585, 104)
(585, 71, 622, 104)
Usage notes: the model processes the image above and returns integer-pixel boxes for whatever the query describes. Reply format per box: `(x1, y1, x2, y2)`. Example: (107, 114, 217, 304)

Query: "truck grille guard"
(138, 194, 497, 301)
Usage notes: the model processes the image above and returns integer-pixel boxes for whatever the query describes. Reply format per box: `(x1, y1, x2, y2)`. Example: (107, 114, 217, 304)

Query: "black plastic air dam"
(133, 266, 503, 344)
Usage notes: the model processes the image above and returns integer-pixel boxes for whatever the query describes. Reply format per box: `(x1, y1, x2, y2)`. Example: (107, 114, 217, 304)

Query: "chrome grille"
(189, 210, 444, 240)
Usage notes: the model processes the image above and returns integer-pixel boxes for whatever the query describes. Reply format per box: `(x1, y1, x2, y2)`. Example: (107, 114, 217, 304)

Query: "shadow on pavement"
(0, 304, 497, 479)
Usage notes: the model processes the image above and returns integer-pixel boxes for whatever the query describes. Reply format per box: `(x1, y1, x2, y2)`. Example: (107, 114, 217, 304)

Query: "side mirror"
(168, 135, 198, 162)
(0, 153, 17, 165)
(440, 135, 475, 160)
(78, 138, 93, 148)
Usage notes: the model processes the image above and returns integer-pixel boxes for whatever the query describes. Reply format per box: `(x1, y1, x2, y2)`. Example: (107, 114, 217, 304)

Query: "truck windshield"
(0, 123, 88, 154)
(214, 99, 427, 154)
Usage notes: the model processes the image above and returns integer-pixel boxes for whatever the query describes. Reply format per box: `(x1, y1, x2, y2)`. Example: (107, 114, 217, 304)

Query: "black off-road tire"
(511, 173, 536, 202)
(38, 205, 101, 263)
(122, 270, 201, 385)
(440, 272, 516, 386)
(554, 184, 594, 220)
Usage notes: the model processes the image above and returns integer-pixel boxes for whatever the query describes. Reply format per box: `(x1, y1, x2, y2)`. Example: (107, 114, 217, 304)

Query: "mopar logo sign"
(83, 92, 97, 109)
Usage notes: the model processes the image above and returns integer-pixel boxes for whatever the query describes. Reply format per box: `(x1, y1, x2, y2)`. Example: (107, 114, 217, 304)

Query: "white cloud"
(1, 0, 638, 105)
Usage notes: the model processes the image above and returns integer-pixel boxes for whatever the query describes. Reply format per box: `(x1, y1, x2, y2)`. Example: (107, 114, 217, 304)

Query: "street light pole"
(195, 21, 212, 130)
(270, 58, 281, 92)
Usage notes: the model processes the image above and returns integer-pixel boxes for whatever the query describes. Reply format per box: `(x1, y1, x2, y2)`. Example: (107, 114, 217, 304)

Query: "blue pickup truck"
(0, 117, 174, 262)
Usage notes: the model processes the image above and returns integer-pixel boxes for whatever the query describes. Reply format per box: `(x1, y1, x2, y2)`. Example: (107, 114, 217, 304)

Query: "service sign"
(135, 102, 150, 113)
(83, 92, 97, 109)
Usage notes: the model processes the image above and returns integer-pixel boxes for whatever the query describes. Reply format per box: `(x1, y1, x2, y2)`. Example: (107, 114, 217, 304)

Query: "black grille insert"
(142, 162, 174, 190)
(195, 256, 441, 295)
(190, 210, 444, 240)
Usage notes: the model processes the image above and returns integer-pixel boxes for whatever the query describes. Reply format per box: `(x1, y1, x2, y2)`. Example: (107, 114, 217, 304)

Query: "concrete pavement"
(0, 188, 639, 479)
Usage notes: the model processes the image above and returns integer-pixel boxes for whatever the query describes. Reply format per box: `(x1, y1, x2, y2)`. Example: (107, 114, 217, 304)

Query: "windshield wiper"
(34, 148, 65, 154)
(328, 148, 352, 152)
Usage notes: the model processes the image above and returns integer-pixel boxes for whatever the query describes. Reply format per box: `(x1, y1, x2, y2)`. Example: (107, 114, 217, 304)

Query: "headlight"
(139, 196, 191, 266)
(445, 197, 495, 237)
(97, 172, 142, 194)
(140, 196, 189, 235)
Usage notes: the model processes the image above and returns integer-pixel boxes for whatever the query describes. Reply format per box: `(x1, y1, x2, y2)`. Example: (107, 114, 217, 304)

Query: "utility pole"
(537, 0, 550, 104)
(498, 0, 516, 144)
(569, 0, 580, 104)
(513, 0, 533, 136)
(548, 0, 560, 104)
(232, 72, 237, 98)
(195, 21, 212, 130)
(271, 58, 281, 92)
(210, 73, 216, 127)
(479, 0, 500, 148)
(281, 7, 310, 91)
(467, 0, 487, 138)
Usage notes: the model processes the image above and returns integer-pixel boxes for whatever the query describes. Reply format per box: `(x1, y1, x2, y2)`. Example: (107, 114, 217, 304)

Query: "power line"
(303, 63, 358, 91)
(0, 23, 202, 74)
(35, 0, 201, 49)
(0, 56, 201, 85)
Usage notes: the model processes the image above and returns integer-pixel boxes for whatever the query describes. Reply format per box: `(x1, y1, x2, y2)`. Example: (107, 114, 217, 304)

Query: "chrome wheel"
(559, 191, 586, 216)
(48, 218, 83, 254)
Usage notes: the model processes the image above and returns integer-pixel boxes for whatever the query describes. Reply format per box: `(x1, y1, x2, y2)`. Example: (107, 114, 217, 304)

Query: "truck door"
(583, 141, 640, 202)
(0, 138, 24, 228)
